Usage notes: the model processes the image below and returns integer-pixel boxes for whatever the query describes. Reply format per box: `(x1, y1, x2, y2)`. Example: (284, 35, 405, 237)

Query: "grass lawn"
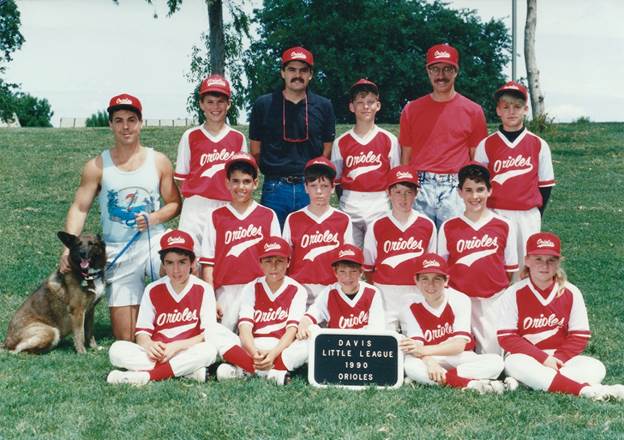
(0, 123, 623, 439)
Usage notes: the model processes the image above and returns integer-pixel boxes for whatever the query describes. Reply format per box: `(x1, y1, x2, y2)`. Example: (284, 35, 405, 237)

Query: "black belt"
(265, 175, 304, 184)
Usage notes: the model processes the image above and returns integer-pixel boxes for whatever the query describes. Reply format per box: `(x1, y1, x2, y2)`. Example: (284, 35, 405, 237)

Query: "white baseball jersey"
(174, 125, 248, 201)
(363, 211, 437, 285)
(497, 278, 591, 362)
(438, 212, 518, 298)
(238, 276, 307, 339)
(304, 282, 385, 330)
(199, 201, 280, 288)
(282, 207, 353, 285)
(474, 129, 555, 210)
(331, 126, 400, 191)
(400, 288, 474, 350)
(135, 274, 216, 343)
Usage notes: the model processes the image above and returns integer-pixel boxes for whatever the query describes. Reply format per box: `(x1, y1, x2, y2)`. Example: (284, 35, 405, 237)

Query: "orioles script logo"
(167, 236, 186, 246)
(302, 230, 340, 261)
(523, 313, 565, 330)
(536, 238, 555, 248)
(456, 234, 498, 253)
(225, 225, 263, 245)
(254, 306, 288, 323)
(338, 311, 368, 329)
(433, 50, 451, 59)
(263, 242, 282, 252)
(424, 322, 453, 342)
(156, 308, 198, 326)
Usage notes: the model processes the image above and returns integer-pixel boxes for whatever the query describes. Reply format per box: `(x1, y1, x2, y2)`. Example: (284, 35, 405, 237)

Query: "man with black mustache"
(249, 46, 336, 228)
(399, 43, 488, 229)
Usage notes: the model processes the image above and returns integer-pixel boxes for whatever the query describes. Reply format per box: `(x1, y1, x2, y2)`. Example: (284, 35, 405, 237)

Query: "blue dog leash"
(105, 213, 155, 281)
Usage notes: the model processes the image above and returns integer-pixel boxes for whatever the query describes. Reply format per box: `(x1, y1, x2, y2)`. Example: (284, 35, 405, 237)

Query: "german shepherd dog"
(3, 232, 106, 354)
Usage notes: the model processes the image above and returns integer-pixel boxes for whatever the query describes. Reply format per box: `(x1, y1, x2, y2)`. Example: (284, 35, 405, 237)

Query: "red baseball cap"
(160, 229, 194, 254)
(526, 232, 561, 257)
(426, 43, 459, 68)
(386, 165, 419, 189)
(413, 253, 449, 276)
(225, 152, 258, 174)
(332, 244, 364, 266)
(494, 80, 528, 101)
(282, 46, 314, 67)
(304, 156, 337, 179)
(258, 237, 291, 260)
(199, 74, 231, 98)
(350, 78, 379, 96)
(107, 93, 142, 116)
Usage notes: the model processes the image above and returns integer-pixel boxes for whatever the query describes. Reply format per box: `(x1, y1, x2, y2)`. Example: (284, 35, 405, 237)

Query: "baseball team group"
(56, 43, 623, 400)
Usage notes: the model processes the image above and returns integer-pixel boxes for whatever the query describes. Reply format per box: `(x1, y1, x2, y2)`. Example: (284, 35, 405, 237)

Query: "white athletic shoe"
(216, 363, 245, 381)
(603, 384, 624, 401)
(265, 369, 291, 386)
(183, 367, 208, 383)
(580, 385, 611, 401)
(465, 379, 499, 395)
(106, 370, 150, 386)
(504, 377, 520, 392)
(489, 380, 506, 394)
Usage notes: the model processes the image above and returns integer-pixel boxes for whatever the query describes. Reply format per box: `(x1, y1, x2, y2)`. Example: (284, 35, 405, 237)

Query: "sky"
(5, 0, 624, 125)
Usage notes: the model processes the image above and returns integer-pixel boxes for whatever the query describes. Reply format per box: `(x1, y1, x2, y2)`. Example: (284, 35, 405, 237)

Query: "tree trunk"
(524, 0, 545, 117)
(207, 0, 225, 74)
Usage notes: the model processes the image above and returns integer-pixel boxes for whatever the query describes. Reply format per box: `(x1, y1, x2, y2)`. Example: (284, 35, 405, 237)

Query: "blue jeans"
(261, 178, 310, 229)
(414, 172, 465, 229)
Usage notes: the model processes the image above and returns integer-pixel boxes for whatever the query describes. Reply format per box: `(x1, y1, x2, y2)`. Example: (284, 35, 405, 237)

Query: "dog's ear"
(58, 231, 79, 248)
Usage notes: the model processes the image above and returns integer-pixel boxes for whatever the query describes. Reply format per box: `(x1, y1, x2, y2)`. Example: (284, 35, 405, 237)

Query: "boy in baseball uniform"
(400, 253, 507, 394)
(199, 153, 280, 331)
(497, 232, 624, 400)
(216, 237, 308, 383)
(282, 157, 353, 306)
(363, 165, 436, 332)
(175, 75, 248, 255)
(438, 163, 518, 354)
(107, 230, 217, 385)
(474, 81, 555, 270)
(331, 79, 400, 247)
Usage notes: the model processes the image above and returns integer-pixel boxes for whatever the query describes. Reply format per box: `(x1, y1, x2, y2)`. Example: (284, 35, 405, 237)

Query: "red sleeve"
(398, 106, 412, 148)
(498, 334, 549, 364)
(469, 106, 488, 148)
(554, 335, 589, 363)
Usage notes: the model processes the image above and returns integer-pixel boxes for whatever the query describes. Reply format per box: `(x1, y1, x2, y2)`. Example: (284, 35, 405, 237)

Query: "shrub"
(13, 92, 53, 127)
(526, 112, 556, 136)
(86, 110, 109, 127)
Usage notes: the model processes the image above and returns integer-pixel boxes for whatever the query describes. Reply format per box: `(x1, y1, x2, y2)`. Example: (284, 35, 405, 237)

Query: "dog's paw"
(75, 346, 87, 354)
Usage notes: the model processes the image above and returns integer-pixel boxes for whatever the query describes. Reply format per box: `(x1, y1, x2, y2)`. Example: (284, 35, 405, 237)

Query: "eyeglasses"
(283, 95, 309, 143)
(427, 65, 456, 75)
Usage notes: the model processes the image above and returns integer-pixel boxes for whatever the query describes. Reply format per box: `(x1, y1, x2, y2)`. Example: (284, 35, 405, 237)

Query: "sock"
(547, 373, 584, 395)
(149, 362, 174, 381)
(223, 345, 255, 373)
(445, 368, 471, 388)
(273, 354, 288, 371)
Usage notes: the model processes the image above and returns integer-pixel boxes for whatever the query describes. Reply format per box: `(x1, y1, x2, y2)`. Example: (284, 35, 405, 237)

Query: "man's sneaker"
(216, 363, 245, 381)
(580, 384, 610, 401)
(265, 369, 290, 386)
(603, 384, 624, 401)
(183, 367, 208, 383)
(106, 370, 149, 386)
(504, 377, 519, 392)
(465, 379, 498, 395)
(489, 380, 506, 394)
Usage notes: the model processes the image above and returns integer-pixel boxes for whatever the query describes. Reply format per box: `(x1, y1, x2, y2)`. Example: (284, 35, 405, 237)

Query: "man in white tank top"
(59, 94, 181, 341)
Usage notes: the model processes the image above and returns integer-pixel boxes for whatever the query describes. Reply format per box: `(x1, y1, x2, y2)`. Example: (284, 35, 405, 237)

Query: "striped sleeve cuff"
(198, 257, 215, 266)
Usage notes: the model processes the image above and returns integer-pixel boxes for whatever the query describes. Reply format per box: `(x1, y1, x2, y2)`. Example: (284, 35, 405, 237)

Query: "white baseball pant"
(494, 207, 541, 280)
(375, 284, 422, 333)
(178, 195, 227, 255)
(339, 190, 390, 248)
(470, 290, 506, 355)
(216, 284, 246, 332)
(404, 351, 504, 386)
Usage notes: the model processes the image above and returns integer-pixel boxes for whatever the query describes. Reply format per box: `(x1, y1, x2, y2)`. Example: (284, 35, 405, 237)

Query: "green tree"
(0, 0, 24, 121)
(12, 92, 53, 127)
(245, 0, 510, 123)
(86, 110, 109, 127)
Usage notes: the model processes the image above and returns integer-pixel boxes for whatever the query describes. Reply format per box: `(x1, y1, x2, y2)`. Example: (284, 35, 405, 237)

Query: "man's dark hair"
(107, 107, 142, 122)
(227, 161, 258, 180)
(332, 260, 362, 270)
(350, 86, 380, 103)
(458, 163, 491, 189)
(159, 248, 196, 273)
(304, 165, 336, 184)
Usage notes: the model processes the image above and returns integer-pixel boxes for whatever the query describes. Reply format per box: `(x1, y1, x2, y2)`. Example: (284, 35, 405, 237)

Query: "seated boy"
(363, 165, 436, 331)
(474, 81, 555, 269)
(216, 237, 309, 383)
(400, 253, 508, 394)
(107, 230, 217, 385)
(199, 153, 280, 330)
(283, 156, 353, 306)
(438, 163, 518, 354)
(174, 75, 247, 254)
(331, 79, 400, 247)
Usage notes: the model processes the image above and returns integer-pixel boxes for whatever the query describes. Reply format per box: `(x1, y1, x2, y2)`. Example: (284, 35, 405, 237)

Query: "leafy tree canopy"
(245, 0, 510, 123)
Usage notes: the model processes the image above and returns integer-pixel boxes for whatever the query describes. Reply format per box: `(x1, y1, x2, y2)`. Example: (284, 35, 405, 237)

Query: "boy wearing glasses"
(363, 166, 436, 332)
(331, 79, 400, 247)
(399, 43, 488, 228)
(249, 46, 336, 228)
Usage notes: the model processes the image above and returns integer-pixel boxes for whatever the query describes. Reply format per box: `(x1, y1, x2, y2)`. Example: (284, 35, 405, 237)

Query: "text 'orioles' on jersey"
(238, 276, 307, 339)
(135, 274, 214, 343)
(363, 212, 437, 284)
(438, 211, 518, 298)
(304, 282, 385, 330)
(174, 125, 248, 201)
(400, 287, 475, 350)
(474, 129, 555, 210)
(282, 207, 353, 285)
(331, 126, 400, 191)
(199, 201, 280, 288)
(497, 278, 591, 363)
